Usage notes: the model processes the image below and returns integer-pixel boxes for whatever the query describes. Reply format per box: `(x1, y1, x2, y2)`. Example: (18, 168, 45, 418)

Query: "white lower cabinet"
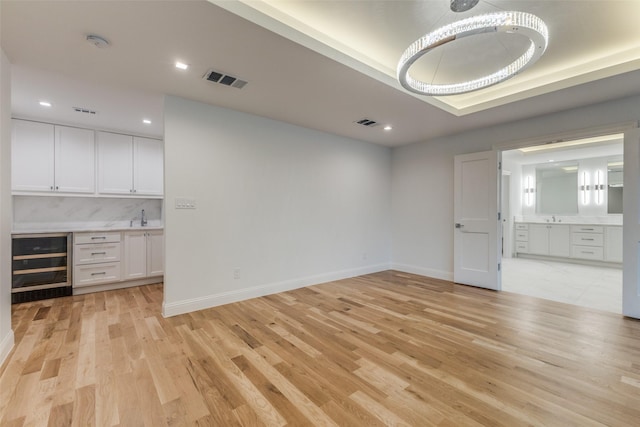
(605, 226, 623, 263)
(527, 224, 570, 257)
(74, 229, 163, 291)
(74, 262, 122, 287)
(73, 232, 122, 288)
(124, 230, 164, 280)
(515, 222, 621, 264)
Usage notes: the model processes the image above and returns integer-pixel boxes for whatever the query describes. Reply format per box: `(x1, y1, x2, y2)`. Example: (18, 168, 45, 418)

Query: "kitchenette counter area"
(11, 225, 164, 303)
(11, 196, 165, 303)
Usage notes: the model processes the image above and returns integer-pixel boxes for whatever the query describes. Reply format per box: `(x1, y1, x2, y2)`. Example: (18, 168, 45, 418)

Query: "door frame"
(494, 121, 638, 317)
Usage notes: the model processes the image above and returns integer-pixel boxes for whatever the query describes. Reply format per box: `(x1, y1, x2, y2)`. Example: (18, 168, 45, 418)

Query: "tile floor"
(502, 257, 622, 313)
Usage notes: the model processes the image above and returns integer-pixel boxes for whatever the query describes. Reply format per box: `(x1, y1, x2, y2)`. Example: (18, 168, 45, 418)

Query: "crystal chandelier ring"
(397, 12, 549, 96)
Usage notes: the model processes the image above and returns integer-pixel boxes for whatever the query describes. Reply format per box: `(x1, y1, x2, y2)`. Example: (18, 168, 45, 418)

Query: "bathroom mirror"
(535, 162, 579, 215)
(607, 159, 623, 214)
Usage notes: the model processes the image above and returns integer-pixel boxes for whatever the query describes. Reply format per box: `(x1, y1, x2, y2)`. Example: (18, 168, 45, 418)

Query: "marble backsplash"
(13, 196, 163, 231)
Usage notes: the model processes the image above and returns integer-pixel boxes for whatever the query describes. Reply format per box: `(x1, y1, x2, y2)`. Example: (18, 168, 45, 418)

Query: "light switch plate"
(175, 198, 196, 209)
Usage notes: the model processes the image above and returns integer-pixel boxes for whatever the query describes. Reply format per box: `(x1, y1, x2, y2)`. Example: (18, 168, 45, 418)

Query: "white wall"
(391, 95, 640, 279)
(163, 96, 391, 316)
(0, 48, 14, 365)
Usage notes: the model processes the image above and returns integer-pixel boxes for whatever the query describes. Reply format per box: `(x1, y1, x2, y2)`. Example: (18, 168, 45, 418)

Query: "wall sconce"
(580, 171, 590, 205)
(524, 175, 535, 206)
(594, 170, 604, 205)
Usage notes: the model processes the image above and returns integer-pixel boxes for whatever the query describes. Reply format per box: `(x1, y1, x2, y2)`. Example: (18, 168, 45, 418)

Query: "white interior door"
(454, 150, 501, 290)
(623, 128, 640, 318)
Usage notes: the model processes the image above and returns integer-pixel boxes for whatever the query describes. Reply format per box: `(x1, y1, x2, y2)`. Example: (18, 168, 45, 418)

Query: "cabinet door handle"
(91, 252, 107, 255)
(91, 236, 107, 240)
(50, 186, 54, 190)
(582, 238, 594, 241)
(91, 272, 106, 276)
(55, 186, 59, 190)
(582, 251, 594, 254)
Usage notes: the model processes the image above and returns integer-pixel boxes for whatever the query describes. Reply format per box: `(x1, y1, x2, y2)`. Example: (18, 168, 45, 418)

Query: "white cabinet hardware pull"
(91, 272, 106, 276)
(91, 252, 106, 255)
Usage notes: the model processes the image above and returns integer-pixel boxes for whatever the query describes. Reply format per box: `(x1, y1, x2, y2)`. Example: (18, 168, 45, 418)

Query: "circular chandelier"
(397, 11, 549, 96)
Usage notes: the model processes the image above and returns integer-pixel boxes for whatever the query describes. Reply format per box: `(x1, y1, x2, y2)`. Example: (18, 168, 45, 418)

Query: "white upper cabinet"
(134, 137, 164, 196)
(12, 120, 55, 192)
(55, 126, 95, 193)
(97, 131, 163, 197)
(97, 131, 134, 195)
(12, 120, 95, 194)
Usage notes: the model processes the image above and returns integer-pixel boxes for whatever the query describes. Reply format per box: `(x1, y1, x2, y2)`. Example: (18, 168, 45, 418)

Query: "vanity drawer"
(73, 262, 121, 287)
(515, 223, 529, 230)
(515, 231, 529, 241)
(570, 225, 603, 234)
(515, 242, 529, 253)
(75, 231, 121, 245)
(74, 243, 121, 265)
(571, 233, 604, 247)
(572, 246, 604, 260)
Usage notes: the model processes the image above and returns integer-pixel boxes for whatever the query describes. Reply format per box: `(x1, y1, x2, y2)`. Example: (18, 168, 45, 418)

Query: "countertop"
(12, 225, 164, 235)
(514, 221, 621, 226)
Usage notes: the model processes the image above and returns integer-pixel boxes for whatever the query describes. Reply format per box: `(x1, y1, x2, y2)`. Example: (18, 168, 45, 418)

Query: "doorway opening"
(500, 133, 623, 313)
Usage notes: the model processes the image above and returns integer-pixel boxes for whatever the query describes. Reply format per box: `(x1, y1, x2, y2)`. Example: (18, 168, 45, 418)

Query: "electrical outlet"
(175, 198, 196, 209)
(233, 268, 240, 280)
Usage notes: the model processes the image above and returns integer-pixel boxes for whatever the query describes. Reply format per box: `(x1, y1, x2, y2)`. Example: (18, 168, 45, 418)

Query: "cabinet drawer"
(74, 243, 121, 265)
(515, 231, 529, 241)
(572, 246, 604, 260)
(73, 262, 121, 287)
(515, 242, 529, 253)
(570, 225, 603, 234)
(571, 233, 604, 247)
(515, 223, 529, 230)
(75, 231, 121, 245)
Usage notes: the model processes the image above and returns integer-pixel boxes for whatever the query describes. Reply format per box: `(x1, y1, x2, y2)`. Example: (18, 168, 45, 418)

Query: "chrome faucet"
(141, 209, 147, 227)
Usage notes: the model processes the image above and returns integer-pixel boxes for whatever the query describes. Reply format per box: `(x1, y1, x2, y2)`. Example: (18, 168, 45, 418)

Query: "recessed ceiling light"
(384, 125, 393, 131)
(143, 119, 152, 125)
(39, 101, 52, 107)
(175, 61, 189, 70)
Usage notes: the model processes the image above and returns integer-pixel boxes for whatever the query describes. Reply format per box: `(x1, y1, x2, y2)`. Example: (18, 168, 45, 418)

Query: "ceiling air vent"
(72, 107, 97, 115)
(355, 118, 379, 127)
(203, 69, 248, 89)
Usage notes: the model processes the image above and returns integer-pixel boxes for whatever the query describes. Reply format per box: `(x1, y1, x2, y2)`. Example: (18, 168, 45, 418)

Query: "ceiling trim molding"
(493, 121, 639, 152)
(212, 1, 640, 118)
(208, 0, 459, 115)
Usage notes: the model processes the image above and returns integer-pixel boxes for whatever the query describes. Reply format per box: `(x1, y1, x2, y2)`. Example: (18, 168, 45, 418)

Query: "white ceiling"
(2, 1, 640, 146)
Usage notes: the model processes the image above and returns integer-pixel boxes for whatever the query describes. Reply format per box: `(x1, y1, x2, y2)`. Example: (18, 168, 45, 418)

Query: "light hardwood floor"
(1, 271, 640, 426)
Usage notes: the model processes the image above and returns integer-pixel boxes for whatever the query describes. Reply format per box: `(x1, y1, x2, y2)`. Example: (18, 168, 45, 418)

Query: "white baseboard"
(73, 276, 164, 295)
(0, 329, 15, 368)
(162, 263, 390, 317)
(390, 263, 453, 281)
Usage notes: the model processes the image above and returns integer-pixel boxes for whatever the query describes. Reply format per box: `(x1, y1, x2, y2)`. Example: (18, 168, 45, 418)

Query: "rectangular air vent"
(355, 118, 378, 127)
(204, 69, 248, 90)
(73, 107, 97, 115)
